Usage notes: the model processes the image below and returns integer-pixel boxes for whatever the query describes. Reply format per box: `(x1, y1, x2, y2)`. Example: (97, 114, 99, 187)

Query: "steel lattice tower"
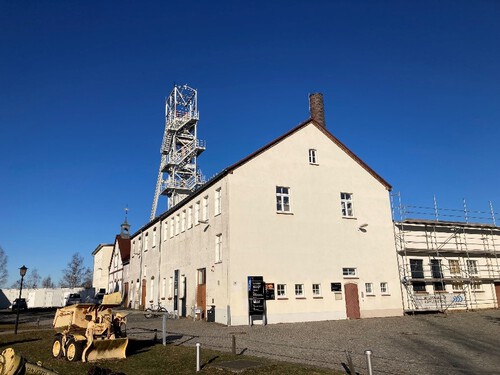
(150, 84, 206, 220)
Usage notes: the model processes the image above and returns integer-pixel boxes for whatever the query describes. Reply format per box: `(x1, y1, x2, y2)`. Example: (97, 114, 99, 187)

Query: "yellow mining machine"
(51, 292, 128, 362)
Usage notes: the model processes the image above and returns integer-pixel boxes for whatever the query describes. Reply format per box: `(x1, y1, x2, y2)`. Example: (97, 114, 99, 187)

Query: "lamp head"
(19, 265, 28, 277)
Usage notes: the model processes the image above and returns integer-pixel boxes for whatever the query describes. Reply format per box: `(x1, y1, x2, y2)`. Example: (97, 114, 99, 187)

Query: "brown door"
(345, 283, 361, 319)
(141, 279, 147, 310)
(197, 268, 206, 319)
(123, 282, 129, 308)
(495, 282, 500, 308)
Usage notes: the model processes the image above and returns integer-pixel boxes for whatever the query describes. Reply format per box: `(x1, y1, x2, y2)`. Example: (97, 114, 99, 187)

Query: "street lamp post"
(14, 265, 28, 334)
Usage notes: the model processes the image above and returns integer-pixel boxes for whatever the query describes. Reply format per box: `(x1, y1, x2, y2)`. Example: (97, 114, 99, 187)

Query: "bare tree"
(60, 253, 91, 288)
(42, 276, 55, 288)
(0, 246, 7, 287)
(24, 268, 41, 289)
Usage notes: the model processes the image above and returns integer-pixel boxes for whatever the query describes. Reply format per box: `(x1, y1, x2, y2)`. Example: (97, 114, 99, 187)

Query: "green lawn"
(0, 329, 340, 374)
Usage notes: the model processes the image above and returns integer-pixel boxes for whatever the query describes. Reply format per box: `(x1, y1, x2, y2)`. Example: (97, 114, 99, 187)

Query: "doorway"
(197, 268, 206, 319)
(141, 279, 146, 310)
(344, 283, 361, 319)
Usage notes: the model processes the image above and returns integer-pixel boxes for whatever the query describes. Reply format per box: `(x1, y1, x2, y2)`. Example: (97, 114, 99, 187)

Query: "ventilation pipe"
(309, 93, 326, 128)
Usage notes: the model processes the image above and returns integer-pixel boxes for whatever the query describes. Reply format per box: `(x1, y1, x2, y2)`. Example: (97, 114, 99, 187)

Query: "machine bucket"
(86, 338, 129, 362)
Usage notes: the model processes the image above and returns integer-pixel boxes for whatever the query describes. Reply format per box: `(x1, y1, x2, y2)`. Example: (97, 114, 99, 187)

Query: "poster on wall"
(265, 283, 275, 300)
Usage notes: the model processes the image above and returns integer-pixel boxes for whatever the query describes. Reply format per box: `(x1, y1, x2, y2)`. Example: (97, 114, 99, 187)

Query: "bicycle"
(144, 301, 168, 319)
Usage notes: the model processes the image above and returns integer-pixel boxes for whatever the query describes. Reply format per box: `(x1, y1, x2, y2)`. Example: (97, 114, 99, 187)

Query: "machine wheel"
(144, 308, 153, 319)
(52, 334, 64, 359)
(65, 338, 83, 362)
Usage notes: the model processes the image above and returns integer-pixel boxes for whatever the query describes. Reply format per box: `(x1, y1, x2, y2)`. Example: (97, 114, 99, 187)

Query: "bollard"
(162, 313, 167, 346)
(365, 350, 373, 375)
(196, 343, 201, 372)
(231, 334, 236, 354)
(37, 317, 40, 329)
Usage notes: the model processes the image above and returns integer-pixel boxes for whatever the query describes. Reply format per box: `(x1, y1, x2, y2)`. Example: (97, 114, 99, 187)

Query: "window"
(181, 210, 186, 232)
(431, 259, 445, 291)
(295, 284, 304, 297)
(202, 196, 209, 221)
(365, 283, 374, 294)
(170, 218, 174, 238)
(215, 234, 222, 263)
(410, 259, 426, 292)
(466, 260, 478, 275)
(187, 206, 193, 229)
(164, 222, 168, 241)
(277, 284, 287, 297)
(215, 188, 222, 216)
(312, 283, 321, 296)
(161, 278, 166, 299)
(144, 233, 149, 251)
(309, 149, 317, 164)
(195, 201, 200, 225)
(340, 192, 354, 217)
(168, 277, 173, 298)
(331, 283, 342, 292)
(152, 228, 157, 248)
(342, 267, 357, 277)
(452, 277, 463, 291)
(471, 279, 482, 291)
(380, 282, 389, 294)
(276, 186, 291, 212)
(449, 259, 460, 274)
(175, 215, 180, 235)
(150, 278, 155, 303)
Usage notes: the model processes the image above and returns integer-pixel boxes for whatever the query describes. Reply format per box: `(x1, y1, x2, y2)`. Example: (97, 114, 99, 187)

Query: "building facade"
(394, 218, 500, 312)
(92, 243, 113, 293)
(122, 94, 404, 325)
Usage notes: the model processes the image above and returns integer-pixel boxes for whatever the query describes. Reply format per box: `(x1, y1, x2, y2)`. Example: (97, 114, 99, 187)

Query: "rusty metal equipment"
(0, 348, 58, 375)
(51, 292, 128, 362)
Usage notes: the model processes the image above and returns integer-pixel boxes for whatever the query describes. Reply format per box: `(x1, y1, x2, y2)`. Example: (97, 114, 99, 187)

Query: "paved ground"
(3, 308, 500, 374)
(124, 309, 500, 375)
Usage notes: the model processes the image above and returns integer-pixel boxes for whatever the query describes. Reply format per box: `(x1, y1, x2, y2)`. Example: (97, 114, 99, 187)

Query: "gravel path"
(125, 309, 500, 375)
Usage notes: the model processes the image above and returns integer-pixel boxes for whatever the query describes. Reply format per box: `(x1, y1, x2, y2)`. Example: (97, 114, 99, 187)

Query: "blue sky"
(1, 1, 499, 286)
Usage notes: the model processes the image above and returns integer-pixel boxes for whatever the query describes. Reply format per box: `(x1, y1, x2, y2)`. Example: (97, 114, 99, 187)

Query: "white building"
(123, 94, 403, 325)
(92, 243, 113, 293)
(108, 220, 131, 305)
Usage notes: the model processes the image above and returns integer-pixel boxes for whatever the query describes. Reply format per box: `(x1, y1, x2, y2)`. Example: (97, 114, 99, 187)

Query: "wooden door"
(123, 282, 129, 308)
(345, 283, 361, 319)
(141, 279, 146, 310)
(197, 268, 206, 319)
(495, 282, 500, 308)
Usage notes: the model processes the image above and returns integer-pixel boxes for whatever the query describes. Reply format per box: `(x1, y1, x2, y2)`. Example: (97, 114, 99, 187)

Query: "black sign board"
(331, 282, 342, 292)
(248, 276, 265, 316)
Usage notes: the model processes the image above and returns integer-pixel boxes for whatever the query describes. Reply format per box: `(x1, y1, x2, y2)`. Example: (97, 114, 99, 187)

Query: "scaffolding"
(391, 193, 500, 312)
(151, 84, 206, 220)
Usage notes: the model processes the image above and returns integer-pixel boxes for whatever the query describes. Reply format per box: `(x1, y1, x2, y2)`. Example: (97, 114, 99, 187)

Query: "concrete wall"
(0, 287, 94, 309)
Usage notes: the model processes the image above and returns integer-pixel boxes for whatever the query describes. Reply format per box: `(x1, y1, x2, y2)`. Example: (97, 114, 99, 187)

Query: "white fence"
(0, 287, 95, 309)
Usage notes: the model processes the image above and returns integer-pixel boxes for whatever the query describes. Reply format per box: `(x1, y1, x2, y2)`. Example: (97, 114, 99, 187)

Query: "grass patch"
(0, 330, 340, 374)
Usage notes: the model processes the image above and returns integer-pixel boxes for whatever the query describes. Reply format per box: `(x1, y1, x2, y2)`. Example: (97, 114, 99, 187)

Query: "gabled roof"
(92, 243, 113, 256)
(110, 235, 131, 267)
(226, 118, 391, 190)
(134, 117, 391, 235)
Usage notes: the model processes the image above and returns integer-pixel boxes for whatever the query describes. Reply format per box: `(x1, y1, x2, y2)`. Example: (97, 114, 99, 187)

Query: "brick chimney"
(309, 93, 326, 128)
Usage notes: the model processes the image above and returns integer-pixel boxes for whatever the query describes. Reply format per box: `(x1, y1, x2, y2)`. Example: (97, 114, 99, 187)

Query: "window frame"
(215, 233, 222, 263)
(312, 283, 321, 297)
(342, 267, 357, 277)
(340, 192, 354, 217)
(276, 186, 291, 213)
(294, 284, 304, 297)
(215, 188, 222, 216)
(309, 149, 318, 164)
(380, 282, 389, 294)
(277, 284, 287, 298)
(365, 282, 374, 295)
